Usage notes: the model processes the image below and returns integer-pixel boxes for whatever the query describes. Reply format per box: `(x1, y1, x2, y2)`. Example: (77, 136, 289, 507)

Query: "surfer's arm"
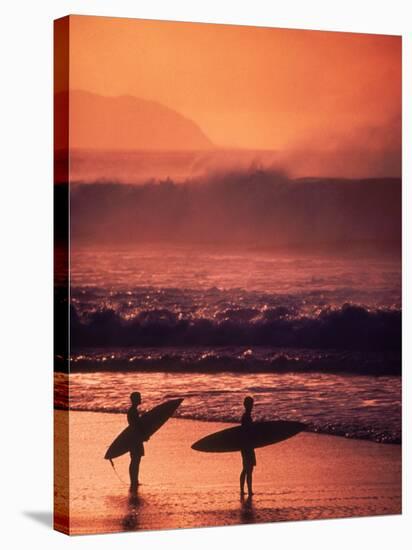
(134, 417, 150, 442)
(140, 418, 150, 441)
(127, 409, 148, 440)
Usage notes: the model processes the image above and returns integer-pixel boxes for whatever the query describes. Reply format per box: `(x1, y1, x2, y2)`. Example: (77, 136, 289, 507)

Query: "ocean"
(56, 244, 401, 445)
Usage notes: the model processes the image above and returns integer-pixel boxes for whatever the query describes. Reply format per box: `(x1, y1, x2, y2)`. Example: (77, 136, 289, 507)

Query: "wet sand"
(54, 410, 401, 535)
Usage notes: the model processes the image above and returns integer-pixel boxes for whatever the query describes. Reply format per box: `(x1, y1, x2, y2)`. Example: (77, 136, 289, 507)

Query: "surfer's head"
(244, 396, 254, 412)
(130, 391, 142, 406)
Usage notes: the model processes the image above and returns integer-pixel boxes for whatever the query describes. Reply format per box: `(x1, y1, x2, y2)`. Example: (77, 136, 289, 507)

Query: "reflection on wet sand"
(118, 490, 258, 532)
(122, 491, 144, 531)
(240, 495, 255, 524)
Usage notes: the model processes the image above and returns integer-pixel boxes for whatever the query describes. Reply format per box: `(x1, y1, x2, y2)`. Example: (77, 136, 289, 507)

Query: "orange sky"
(63, 15, 401, 157)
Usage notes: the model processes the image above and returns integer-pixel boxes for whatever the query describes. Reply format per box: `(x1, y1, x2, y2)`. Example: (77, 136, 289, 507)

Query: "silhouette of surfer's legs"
(240, 468, 246, 495)
(240, 465, 254, 496)
(246, 466, 254, 496)
(240, 448, 255, 496)
(129, 451, 142, 491)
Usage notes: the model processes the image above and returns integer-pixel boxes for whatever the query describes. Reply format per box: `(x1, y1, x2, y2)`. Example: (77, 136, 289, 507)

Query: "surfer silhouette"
(240, 396, 256, 497)
(127, 391, 146, 492)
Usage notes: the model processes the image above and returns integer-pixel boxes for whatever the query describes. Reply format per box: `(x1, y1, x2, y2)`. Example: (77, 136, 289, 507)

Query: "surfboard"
(191, 420, 305, 453)
(104, 398, 183, 460)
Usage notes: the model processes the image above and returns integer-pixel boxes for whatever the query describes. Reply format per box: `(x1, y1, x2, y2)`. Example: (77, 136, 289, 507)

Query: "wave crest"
(70, 302, 400, 353)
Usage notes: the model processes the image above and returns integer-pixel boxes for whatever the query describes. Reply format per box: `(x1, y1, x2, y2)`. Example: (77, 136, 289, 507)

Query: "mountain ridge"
(55, 89, 214, 151)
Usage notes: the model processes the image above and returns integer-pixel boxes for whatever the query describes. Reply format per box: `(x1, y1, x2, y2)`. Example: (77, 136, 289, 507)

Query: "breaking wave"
(69, 302, 401, 361)
(67, 171, 401, 249)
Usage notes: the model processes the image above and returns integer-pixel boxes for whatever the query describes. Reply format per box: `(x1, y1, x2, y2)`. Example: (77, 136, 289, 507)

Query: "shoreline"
(55, 411, 402, 535)
(55, 406, 402, 445)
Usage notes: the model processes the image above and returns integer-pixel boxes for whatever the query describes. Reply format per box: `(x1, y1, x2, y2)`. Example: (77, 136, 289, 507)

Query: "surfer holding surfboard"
(105, 396, 184, 491)
(192, 398, 305, 496)
(240, 396, 256, 497)
(127, 391, 146, 492)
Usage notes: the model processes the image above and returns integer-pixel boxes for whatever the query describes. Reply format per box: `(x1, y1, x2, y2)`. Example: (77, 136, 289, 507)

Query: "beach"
(54, 410, 401, 535)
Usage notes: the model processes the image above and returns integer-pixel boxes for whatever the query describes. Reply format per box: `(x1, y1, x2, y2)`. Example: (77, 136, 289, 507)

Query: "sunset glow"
(65, 16, 401, 165)
(54, 16, 402, 535)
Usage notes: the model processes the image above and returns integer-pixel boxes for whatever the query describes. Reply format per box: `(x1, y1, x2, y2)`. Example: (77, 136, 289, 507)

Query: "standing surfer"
(240, 396, 256, 497)
(127, 391, 145, 492)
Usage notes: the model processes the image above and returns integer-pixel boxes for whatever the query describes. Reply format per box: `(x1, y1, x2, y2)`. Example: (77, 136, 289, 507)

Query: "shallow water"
(55, 370, 401, 444)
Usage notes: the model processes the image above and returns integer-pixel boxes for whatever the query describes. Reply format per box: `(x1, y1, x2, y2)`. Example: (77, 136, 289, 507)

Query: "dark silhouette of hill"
(55, 90, 214, 151)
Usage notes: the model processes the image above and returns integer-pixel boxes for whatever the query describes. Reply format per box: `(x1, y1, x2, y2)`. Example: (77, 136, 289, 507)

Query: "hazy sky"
(56, 15, 402, 178)
(65, 16, 401, 148)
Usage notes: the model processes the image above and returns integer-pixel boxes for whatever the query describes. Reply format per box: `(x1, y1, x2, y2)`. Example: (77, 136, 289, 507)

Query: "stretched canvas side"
(54, 15, 70, 535)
